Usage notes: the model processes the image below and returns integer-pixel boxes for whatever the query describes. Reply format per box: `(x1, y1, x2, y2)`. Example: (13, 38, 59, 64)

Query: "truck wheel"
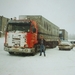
(9, 52, 14, 55)
(32, 51, 35, 56)
(32, 45, 38, 56)
(35, 45, 38, 52)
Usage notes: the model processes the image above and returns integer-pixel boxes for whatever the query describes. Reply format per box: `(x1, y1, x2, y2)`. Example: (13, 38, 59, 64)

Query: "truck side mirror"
(33, 28, 36, 33)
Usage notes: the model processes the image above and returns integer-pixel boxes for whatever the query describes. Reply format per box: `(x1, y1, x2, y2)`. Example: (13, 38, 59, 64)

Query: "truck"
(4, 15, 59, 55)
(59, 29, 68, 41)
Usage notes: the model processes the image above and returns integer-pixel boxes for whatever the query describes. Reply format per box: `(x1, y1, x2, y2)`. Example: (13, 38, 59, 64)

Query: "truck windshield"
(6, 23, 31, 32)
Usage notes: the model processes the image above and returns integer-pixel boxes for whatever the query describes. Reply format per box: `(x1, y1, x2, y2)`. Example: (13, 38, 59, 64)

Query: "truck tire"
(9, 52, 14, 55)
(34, 45, 38, 52)
(32, 51, 35, 56)
(32, 45, 38, 56)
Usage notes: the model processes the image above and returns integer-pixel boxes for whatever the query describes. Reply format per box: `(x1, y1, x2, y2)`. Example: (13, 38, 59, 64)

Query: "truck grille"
(12, 35, 21, 46)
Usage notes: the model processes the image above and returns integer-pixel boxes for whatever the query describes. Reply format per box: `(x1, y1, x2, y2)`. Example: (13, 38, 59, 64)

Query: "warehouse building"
(0, 16, 9, 37)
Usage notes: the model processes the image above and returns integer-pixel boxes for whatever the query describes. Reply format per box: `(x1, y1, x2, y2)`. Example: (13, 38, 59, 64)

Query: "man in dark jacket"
(38, 35, 46, 56)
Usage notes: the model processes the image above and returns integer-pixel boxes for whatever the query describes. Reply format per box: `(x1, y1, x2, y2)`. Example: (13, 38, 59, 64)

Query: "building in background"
(59, 29, 68, 41)
(68, 34, 75, 40)
(0, 16, 9, 37)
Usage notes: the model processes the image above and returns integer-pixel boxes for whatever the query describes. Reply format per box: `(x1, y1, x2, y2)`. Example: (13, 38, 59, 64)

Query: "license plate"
(13, 48, 19, 51)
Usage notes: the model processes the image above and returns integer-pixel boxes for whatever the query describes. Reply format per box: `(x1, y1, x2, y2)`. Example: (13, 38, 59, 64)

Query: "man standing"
(38, 35, 46, 56)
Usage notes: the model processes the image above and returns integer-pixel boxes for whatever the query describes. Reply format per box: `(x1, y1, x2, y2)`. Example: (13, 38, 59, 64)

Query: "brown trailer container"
(19, 15, 59, 48)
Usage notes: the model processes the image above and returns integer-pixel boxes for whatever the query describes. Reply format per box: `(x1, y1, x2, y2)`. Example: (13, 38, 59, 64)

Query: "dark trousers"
(40, 44, 46, 56)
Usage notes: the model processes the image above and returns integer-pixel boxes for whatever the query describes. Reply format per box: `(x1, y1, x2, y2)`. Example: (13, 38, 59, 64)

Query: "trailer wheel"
(59, 48, 61, 50)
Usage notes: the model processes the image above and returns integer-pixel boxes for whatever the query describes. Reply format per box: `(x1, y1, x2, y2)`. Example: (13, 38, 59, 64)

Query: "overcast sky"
(0, 0, 75, 34)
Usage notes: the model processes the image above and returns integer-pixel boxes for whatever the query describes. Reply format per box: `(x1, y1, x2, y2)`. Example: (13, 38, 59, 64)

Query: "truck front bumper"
(4, 46, 35, 53)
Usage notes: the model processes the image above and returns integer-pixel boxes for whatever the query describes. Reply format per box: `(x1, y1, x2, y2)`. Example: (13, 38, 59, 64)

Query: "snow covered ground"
(0, 37, 75, 75)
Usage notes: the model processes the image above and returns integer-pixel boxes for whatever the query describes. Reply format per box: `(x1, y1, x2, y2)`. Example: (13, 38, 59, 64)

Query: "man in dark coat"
(38, 35, 46, 56)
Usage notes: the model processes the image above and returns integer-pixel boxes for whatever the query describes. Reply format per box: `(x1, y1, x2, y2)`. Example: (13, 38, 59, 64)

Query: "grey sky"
(0, 0, 75, 34)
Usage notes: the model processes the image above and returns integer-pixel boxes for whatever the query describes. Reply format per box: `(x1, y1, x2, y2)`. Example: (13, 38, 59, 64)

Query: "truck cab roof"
(8, 19, 31, 24)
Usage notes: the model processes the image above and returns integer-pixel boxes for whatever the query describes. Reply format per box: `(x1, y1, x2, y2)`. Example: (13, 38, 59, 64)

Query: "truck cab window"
(7, 23, 30, 32)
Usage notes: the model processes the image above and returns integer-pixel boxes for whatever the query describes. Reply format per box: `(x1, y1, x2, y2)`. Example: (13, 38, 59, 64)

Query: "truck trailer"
(4, 15, 59, 55)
